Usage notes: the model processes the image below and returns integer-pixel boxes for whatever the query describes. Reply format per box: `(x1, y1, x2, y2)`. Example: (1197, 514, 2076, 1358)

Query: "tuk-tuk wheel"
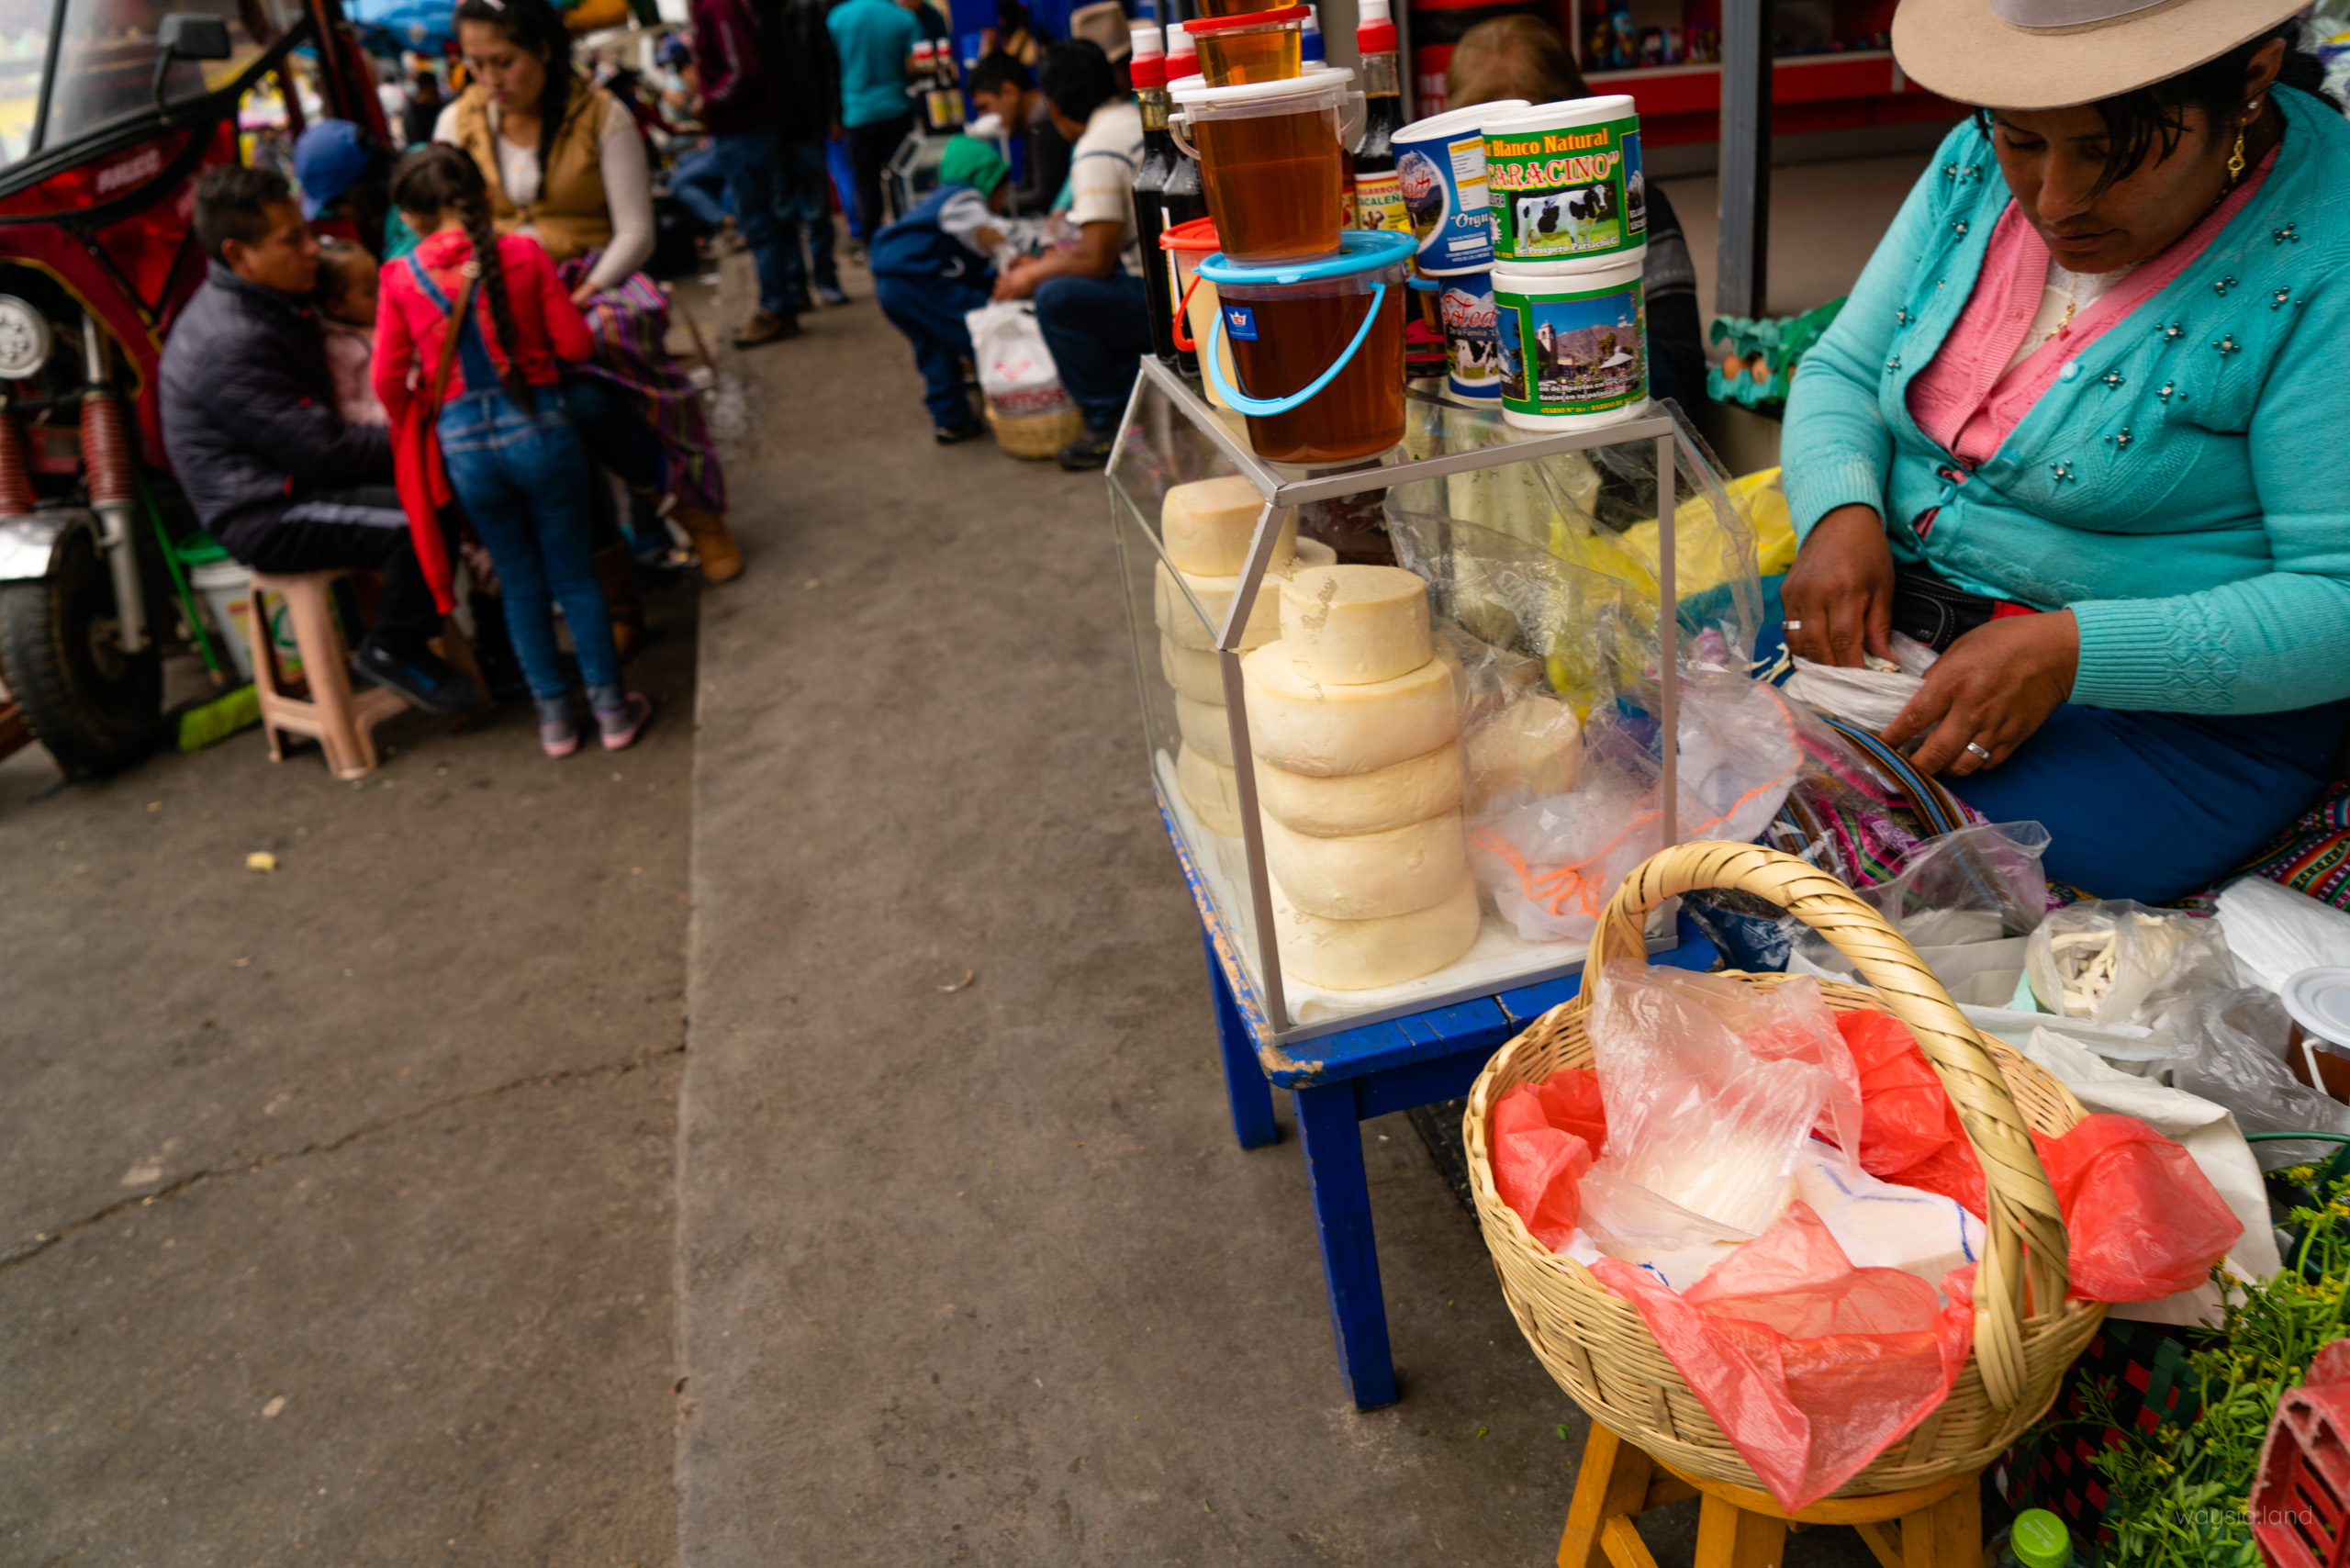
(0, 525, 161, 775)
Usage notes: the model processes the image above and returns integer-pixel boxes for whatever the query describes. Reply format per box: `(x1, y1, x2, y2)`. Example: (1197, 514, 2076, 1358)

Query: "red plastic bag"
(1835, 1011, 1987, 1218)
(1594, 1204, 1975, 1511)
(1493, 1070, 1606, 1249)
(2031, 1114, 2244, 1302)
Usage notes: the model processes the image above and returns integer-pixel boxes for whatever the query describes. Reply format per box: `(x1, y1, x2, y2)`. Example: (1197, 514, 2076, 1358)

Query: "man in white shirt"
(990, 40, 1146, 470)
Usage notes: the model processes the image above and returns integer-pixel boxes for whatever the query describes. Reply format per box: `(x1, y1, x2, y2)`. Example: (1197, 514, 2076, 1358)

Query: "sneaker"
(733, 308, 800, 349)
(1055, 426, 1118, 471)
(934, 418, 986, 445)
(540, 716, 580, 758)
(353, 636, 478, 715)
(816, 284, 851, 308)
(594, 692, 654, 752)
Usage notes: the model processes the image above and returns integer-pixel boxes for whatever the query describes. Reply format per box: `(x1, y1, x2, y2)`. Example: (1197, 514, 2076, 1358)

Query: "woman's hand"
(1780, 504, 1894, 667)
(991, 255, 1043, 302)
(1882, 610, 2078, 777)
(570, 281, 600, 307)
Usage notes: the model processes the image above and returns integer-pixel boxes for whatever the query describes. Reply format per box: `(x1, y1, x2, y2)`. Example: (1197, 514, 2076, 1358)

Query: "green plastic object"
(172, 531, 229, 567)
(177, 683, 259, 751)
(1707, 295, 1848, 410)
(2004, 1509, 2072, 1568)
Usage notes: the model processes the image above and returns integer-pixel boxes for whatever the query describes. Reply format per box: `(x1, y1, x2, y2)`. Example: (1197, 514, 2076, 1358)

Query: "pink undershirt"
(1906, 148, 2277, 465)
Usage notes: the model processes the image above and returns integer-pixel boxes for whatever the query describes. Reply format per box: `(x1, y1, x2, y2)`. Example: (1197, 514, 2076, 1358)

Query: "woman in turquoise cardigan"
(1782, 0, 2350, 900)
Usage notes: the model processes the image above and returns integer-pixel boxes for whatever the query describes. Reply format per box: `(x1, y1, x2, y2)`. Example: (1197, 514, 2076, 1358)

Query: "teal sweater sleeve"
(1782, 124, 1975, 540)
(2068, 271, 2350, 711)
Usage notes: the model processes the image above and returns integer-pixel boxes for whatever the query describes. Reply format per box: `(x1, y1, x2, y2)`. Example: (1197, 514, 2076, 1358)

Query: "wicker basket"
(1463, 840, 2108, 1498)
(985, 401, 1084, 460)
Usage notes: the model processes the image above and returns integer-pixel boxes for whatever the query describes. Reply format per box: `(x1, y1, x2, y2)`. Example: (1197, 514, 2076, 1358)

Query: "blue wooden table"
(1162, 799, 1718, 1410)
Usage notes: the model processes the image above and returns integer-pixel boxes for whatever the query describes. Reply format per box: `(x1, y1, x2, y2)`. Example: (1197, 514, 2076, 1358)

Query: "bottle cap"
(1356, 0, 1396, 52)
(1166, 20, 1195, 63)
(1129, 21, 1163, 59)
(1130, 35, 1167, 89)
(2010, 1511, 2072, 1568)
(1301, 3, 1324, 61)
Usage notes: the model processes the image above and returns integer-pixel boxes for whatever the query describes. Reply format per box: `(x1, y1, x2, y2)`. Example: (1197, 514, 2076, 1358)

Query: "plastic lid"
(1130, 21, 1163, 58)
(1301, 3, 1324, 59)
(2009, 1510, 2071, 1568)
(1132, 50, 1167, 88)
(1166, 20, 1195, 60)
(1356, 0, 1396, 53)
(1196, 227, 1415, 285)
(1184, 4, 1308, 34)
(2284, 968, 2350, 1048)
(1395, 97, 1528, 142)
(1481, 93, 1639, 133)
(1159, 214, 1221, 252)
(1169, 64, 1351, 105)
(174, 532, 230, 566)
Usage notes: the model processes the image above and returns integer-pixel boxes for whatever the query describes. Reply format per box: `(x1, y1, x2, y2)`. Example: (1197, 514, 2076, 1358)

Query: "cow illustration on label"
(1438, 273, 1500, 398)
(1398, 149, 1447, 245)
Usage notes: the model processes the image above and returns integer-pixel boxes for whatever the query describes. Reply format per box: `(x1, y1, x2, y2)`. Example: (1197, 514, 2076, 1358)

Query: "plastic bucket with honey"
(1491, 255, 1648, 431)
(1170, 69, 1360, 265)
(1159, 217, 1237, 409)
(1391, 99, 1528, 276)
(1196, 230, 1414, 466)
(1192, 0, 1290, 17)
(1483, 95, 1646, 270)
(1184, 5, 1309, 86)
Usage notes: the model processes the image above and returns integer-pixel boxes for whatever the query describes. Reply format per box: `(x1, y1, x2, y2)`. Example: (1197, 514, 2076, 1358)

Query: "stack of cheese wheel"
(1154, 474, 1334, 836)
(1244, 563, 1478, 990)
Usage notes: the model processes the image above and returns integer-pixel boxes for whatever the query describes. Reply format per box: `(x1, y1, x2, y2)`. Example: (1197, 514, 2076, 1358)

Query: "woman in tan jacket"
(441, 0, 746, 583)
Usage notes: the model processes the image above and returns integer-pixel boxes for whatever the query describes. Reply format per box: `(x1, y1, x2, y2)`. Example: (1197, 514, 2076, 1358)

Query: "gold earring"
(2228, 124, 2248, 183)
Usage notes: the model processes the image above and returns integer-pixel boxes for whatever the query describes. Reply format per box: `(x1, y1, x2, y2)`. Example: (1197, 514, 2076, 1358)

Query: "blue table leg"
(1203, 928, 1279, 1150)
(1293, 1081, 1398, 1410)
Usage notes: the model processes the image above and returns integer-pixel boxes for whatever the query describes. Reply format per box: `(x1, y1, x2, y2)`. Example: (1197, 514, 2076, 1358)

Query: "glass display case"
(1109, 359, 1753, 1047)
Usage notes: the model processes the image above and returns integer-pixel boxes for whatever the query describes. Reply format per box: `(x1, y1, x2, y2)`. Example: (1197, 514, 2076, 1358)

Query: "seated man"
(161, 165, 474, 712)
(965, 50, 1070, 218)
(990, 39, 1147, 471)
(870, 136, 1018, 442)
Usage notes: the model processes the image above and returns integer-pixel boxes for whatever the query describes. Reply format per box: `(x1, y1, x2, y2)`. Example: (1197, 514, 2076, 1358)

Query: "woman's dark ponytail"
(390, 144, 537, 412)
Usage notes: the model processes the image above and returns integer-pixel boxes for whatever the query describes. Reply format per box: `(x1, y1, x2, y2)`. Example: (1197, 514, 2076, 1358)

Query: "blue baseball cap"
(292, 120, 371, 219)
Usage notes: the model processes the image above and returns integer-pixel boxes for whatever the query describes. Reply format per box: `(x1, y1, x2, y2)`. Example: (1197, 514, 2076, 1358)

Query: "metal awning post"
(1718, 0, 1773, 319)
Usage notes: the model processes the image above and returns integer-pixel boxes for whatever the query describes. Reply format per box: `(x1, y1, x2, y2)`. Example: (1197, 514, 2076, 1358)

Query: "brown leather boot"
(673, 504, 744, 583)
(592, 543, 647, 660)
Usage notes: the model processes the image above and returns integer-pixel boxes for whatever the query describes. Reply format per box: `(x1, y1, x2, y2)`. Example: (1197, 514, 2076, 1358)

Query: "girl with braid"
(375, 145, 652, 758)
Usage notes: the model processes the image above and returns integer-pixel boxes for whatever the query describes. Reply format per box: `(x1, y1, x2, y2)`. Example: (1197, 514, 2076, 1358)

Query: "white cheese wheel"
(1261, 810, 1467, 920)
(1277, 564, 1433, 686)
(1156, 539, 1338, 652)
(1463, 694, 1584, 812)
(1273, 867, 1482, 991)
(1161, 474, 1296, 576)
(1176, 744, 1244, 836)
(1159, 636, 1225, 705)
(1257, 745, 1462, 838)
(1175, 692, 1235, 766)
(1240, 648, 1460, 777)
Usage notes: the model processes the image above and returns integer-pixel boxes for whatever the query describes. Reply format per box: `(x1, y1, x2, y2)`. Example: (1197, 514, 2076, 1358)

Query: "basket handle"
(1586, 839, 2070, 1412)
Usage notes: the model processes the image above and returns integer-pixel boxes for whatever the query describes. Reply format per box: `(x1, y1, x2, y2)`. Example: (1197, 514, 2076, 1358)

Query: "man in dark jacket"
(756, 0, 849, 307)
(692, 0, 802, 346)
(160, 165, 474, 713)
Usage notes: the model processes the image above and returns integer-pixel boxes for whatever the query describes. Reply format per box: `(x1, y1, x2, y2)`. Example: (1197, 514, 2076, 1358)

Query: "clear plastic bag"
(1585, 960, 1838, 1238)
(1787, 823, 2053, 1004)
(1781, 633, 1940, 732)
(2157, 986, 2350, 1166)
(1467, 673, 1809, 944)
(2215, 873, 2350, 995)
(2026, 901, 2239, 1027)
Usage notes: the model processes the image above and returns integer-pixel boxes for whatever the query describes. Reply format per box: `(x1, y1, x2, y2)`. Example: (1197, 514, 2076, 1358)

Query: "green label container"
(1492, 257, 1647, 430)
(1484, 95, 1646, 268)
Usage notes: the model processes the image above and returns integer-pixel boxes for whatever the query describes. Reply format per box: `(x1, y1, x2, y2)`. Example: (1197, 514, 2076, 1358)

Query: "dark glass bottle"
(1349, 0, 1405, 236)
(1134, 35, 1208, 375)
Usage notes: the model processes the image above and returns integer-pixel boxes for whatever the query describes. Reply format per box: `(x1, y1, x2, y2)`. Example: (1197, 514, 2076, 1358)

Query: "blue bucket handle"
(1203, 282, 1388, 418)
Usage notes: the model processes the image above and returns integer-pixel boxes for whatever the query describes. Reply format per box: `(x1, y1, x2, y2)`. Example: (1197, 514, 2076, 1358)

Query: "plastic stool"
(248, 570, 407, 780)
(1558, 1425, 1982, 1568)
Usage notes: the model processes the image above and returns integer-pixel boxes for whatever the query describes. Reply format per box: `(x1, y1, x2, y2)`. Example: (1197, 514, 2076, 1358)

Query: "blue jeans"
(1944, 700, 2350, 901)
(874, 273, 993, 428)
(778, 135, 840, 298)
(671, 141, 733, 229)
(707, 127, 796, 319)
(439, 389, 619, 701)
(825, 130, 863, 241)
(1033, 271, 1152, 432)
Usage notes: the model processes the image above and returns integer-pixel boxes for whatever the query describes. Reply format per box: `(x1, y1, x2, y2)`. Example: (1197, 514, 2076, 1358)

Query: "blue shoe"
(353, 636, 478, 716)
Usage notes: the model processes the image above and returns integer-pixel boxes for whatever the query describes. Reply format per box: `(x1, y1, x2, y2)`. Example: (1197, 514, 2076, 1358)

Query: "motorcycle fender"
(0, 508, 95, 581)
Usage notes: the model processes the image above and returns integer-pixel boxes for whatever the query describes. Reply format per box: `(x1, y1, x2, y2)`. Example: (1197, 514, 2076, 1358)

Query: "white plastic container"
(1481, 94, 1647, 271)
(1390, 98, 1528, 276)
(1490, 255, 1648, 431)
(186, 555, 257, 682)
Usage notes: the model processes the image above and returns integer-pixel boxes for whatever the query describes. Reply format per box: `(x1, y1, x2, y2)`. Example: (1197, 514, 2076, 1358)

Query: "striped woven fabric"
(558, 256, 728, 513)
(2237, 778, 2350, 910)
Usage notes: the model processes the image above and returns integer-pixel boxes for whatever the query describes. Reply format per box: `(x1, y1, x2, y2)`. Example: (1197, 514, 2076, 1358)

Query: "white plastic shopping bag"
(963, 300, 1075, 420)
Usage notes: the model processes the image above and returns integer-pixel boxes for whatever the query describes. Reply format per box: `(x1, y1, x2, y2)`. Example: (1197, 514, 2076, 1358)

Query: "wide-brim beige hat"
(1893, 0, 2306, 111)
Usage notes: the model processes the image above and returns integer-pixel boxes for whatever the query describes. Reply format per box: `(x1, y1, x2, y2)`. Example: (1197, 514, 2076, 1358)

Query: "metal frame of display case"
(1112, 360, 1708, 1051)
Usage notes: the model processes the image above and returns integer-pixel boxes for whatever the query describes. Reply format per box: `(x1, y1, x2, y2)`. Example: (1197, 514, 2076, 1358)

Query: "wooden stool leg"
(1695, 1490, 1787, 1568)
(249, 585, 285, 763)
(1203, 928, 1276, 1149)
(1557, 1425, 1655, 1568)
(1900, 1477, 1980, 1567)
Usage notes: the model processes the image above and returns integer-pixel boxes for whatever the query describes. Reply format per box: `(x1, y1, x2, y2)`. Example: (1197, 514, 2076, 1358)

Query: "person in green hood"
(869, 136, 1022, 442)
